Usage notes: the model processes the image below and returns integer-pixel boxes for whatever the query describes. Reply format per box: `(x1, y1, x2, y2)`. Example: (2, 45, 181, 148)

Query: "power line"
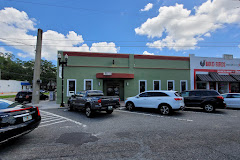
(0, 44, 239, 48)
(0, 37, 240, 44)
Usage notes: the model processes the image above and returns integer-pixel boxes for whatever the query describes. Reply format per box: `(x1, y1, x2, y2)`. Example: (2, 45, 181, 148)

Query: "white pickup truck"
(125, 90, 184, 115)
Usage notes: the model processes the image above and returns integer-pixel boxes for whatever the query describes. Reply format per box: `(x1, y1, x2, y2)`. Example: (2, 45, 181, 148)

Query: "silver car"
(221, 93, 240, 109)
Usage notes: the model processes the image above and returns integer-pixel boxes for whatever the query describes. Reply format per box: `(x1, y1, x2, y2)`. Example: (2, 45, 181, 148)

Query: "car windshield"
(0, 99, 23, 109)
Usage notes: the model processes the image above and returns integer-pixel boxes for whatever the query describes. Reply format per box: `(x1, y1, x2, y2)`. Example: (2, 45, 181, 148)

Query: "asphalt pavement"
(0, 100, 240, 160)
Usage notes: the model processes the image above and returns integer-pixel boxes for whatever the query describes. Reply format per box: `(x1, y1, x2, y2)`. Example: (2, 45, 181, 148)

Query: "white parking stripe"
(41, 116, 63, 121)
(39, 120, 68, 128)
(41, 118, 65, 124)
(115, 110, 193, 122)
(39, 110, 87, 128)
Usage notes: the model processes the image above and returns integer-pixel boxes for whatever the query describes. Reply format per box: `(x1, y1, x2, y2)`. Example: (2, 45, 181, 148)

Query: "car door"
(181, 91, 192, 106)
(134, 92, 149, 108)
(231, 94, 240, 108)
(222, 94, 233, 108)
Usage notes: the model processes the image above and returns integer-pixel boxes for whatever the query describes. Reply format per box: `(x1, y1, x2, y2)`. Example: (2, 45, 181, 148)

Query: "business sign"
(190, 55, 240, 70)
(103, 72, 112, 76)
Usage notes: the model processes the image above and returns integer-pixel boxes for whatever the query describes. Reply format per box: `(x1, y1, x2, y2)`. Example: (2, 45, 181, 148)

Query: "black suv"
(181, 90, 226, 112)
(15, 91, 49, 103)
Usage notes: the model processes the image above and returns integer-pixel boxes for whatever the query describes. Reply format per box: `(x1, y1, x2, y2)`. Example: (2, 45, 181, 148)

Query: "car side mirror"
(136, 95, 140, 98)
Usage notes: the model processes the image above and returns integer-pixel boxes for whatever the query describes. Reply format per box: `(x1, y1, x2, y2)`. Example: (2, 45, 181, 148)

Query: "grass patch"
(0, 95, 16, 99)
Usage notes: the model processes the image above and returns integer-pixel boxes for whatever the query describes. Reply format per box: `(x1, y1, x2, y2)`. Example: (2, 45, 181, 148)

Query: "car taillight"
(26, 95, 29, 98)
(119, 98, 120, 102)
(174, 98, 182, 101)
(217, 96, 224, 100)
(98, 99, 102, 103)
(36, 107, 41, 116)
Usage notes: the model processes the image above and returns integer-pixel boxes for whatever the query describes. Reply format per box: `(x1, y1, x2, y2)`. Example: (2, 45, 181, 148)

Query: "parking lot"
(1, 103, 240, 160)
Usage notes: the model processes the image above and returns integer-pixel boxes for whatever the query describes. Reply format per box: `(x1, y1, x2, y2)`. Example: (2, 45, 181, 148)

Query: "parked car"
(181, 90, 226, 112)
(125, 90, 184, 115)
(221, 93, 240, 109)
(15, 91, 49, 103)
(0, 99, 41, 144)
(67, 90, 120, 118)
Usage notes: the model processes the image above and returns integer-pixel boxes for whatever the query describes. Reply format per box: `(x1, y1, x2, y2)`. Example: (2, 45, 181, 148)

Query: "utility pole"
(32, 29, 43, 104)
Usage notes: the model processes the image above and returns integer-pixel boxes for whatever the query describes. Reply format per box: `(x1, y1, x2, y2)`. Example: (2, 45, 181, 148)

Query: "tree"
(0, 56, 57, 90)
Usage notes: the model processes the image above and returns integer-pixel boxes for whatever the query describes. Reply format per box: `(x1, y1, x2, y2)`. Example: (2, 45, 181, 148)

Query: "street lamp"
(58, 53, 68, 107)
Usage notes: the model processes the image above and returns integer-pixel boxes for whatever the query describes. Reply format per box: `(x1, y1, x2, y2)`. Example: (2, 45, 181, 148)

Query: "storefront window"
(84, 79, 93, 90)
(139, 80, 146, 93)
(167, 80, 174, 90)
(218, 82, 228, 94)
(209, 82, 216, 90)
(230, 83, 240, 93)
(153, 80, 161, 90)
(180, 80, 187, 92)
(67, 79, 76, 96)
(196, 82, 207, 89)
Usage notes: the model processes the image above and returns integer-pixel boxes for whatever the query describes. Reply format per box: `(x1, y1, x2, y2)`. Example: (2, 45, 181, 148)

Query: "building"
(190, 54, 240, 93)
(56, 51, 190, 104)
(0, 80, 31, 93)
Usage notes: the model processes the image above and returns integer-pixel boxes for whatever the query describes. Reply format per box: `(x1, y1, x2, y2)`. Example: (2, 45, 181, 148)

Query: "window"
(232, 94, 240, 98)
(139, 80, 147, 93)
(197, 82, 207, 89)
(139, 92, 148, 97)
(180, 80, 187, 92)
(153, 80, 161, 90)
(67, 79, 76, 97)
(84, 79, 93, 90)
(167, 80, 175, 90)
(148, 92, 169, 97)
(181, 91, 189, 97)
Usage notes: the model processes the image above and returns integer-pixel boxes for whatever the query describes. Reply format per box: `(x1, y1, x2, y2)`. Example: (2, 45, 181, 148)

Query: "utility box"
(49, 91, 55, 101)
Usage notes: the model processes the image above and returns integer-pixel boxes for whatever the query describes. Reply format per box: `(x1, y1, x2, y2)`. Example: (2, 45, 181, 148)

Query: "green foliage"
(0, 56, 56, 89)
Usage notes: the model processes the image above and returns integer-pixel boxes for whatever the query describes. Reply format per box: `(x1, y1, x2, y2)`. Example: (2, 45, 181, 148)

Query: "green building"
(57, 51, 190, 103)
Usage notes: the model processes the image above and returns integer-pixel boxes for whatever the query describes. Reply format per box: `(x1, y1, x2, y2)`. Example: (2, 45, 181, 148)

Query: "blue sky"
(0, 0, 240, 65)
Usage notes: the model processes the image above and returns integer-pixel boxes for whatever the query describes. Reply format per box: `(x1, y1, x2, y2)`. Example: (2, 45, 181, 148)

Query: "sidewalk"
(28, 100, 126, 110)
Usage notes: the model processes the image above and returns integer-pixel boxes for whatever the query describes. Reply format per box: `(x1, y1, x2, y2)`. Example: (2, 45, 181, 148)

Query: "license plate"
(23, 115, 32, 122)
(19, 96, 22, 98)
(108, 106, 113, 110)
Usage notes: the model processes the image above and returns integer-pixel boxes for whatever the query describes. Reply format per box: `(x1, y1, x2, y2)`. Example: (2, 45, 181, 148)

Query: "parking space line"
(183, 110, 239, 118)
(115, 110, 193, 122)
(40, 118, 66, 124)
(41, 117, 62, 121)
(39, 110, 87, 128)
(39, 120, 68, 128)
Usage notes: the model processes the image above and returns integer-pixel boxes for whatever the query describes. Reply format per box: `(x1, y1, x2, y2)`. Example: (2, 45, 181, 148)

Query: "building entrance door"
(103, 80, 124, 100)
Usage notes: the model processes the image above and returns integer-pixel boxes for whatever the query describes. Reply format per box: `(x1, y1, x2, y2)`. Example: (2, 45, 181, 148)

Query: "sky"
(0, 0, 240, 65)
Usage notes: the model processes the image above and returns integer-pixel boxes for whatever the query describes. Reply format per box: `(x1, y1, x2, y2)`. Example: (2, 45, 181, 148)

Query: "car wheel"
(106, 110, 113, 114)
(159, 104, 171, 115)
(85, 105, 93, 118)
(204, 103, 215, 112)
(126, 102, 135, 111)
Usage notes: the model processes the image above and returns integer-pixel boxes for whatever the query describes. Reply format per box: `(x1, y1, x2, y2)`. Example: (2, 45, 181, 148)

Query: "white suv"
(125, 90, 184, 115)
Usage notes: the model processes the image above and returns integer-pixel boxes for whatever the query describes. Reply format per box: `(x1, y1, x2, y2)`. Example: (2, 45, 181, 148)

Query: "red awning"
(96, 73, 134, 79)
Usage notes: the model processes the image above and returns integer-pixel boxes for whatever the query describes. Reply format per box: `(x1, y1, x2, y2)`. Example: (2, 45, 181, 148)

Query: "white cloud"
(204, 33, 211, 37)
(143, 51, 154, 55)
(0, 7, 119, 61)
(17, 52, 28, 58)
(90, 42, 118, 53)
(135, 0, 240, 51)
(140, 3, 153, 12)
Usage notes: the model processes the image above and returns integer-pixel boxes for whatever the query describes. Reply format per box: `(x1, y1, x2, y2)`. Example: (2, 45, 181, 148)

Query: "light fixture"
(65, 54, 68, 62)
(98, 82, 101, 86)
(126, 82, 129, 86)
(58, 53, 61, 60)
